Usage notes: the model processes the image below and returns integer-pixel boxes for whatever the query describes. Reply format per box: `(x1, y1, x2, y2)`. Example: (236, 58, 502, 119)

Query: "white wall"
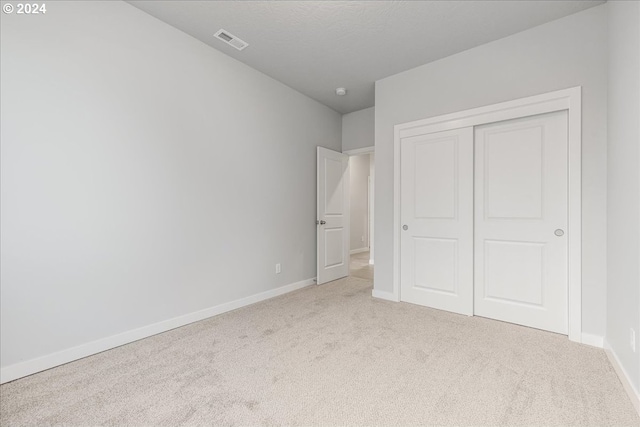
(342, 107, 375, 152)
(606, 1, 640, 394)
(374, 5, 608, 336)
(349, 154, 370, 252)
(0, 1, 341, 377)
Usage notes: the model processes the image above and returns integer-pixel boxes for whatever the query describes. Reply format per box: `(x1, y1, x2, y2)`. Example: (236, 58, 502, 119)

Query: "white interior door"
(400, 127, 473, 315)
(474, 111, 568, 334)
(317, 147, 350, 284)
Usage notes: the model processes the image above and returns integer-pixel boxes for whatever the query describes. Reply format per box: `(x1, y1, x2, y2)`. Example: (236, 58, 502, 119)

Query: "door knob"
(320, 220, 326, 225)
(554, 229, 564, 236)
(403, 225, 408, 231)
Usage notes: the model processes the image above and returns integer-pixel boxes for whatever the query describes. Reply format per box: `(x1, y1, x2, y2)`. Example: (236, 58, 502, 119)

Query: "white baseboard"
(604, 339, 640, 416)
(372, 289, 399, 302)
(350, 247, 369, 255)
(581, 333, 604, 348)
(0, 277, 316, 384)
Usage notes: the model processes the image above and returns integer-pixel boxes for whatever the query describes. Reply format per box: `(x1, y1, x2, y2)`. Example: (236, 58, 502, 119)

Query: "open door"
(317, 147, 350, 284)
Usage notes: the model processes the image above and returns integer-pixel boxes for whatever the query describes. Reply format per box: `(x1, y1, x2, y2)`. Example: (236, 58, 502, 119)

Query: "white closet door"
(400, 127, 473, 315)
(474, 111, 568, 334)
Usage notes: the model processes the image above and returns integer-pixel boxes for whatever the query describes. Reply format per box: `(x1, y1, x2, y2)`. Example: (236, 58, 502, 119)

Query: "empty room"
(1, 0, 639, 425)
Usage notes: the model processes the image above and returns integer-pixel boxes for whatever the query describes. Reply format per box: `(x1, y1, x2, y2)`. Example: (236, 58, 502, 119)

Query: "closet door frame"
(391, 87, 582, 343)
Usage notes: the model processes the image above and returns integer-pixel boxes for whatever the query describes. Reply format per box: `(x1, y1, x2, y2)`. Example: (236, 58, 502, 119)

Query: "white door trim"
(343, 146, 374, 156)
(392, 87, 582, 343)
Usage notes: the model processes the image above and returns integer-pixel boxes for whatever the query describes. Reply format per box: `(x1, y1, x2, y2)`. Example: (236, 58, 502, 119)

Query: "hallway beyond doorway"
(350, 251, 373, 281)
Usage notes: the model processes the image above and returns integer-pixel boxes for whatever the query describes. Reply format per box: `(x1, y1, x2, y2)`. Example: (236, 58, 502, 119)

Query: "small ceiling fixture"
(214, 29, 249, 51)
(335, 87, 347, 96)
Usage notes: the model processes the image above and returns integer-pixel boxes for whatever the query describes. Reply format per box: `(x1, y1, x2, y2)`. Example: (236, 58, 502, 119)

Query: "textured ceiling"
(128, 1, 603, 114)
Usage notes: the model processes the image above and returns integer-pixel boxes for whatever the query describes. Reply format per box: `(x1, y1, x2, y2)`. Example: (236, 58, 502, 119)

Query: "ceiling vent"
(214, 29, 248, 51)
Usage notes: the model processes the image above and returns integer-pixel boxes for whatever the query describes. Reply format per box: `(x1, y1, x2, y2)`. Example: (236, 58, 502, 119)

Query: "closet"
(399, 109, 569, 335)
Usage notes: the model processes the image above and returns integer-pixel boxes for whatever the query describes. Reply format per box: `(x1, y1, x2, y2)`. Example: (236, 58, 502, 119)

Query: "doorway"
(316, 147, 375, 284)
(345, 148, 375, 281)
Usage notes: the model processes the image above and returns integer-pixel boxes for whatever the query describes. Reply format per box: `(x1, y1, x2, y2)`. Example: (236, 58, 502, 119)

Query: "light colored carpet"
(1, 275, 638, 426)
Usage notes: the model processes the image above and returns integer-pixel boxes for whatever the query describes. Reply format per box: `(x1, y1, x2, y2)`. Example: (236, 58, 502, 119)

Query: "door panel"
(413, 237, 458, 294)
(317, 147, 349, 284)
(483, 240, 544, 306)
(400, 127, 473, 315)
(324, 228, 345, 268)
(414, 140, 457, 219)
(484, 126, 543, 219)
(474, 111, 568, 334)
(324, 157, 345, 214)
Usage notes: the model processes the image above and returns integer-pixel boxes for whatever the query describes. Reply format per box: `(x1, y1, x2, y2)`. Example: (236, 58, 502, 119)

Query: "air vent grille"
(214, 29, 248, 51)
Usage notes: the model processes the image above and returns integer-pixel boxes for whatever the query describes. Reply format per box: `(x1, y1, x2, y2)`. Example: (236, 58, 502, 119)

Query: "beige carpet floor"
(1, 273, 638, 426)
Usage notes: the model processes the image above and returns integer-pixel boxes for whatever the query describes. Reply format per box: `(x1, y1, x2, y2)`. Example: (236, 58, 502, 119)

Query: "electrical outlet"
(275, 263, 281, 274)
(631, 328, 636, 352)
